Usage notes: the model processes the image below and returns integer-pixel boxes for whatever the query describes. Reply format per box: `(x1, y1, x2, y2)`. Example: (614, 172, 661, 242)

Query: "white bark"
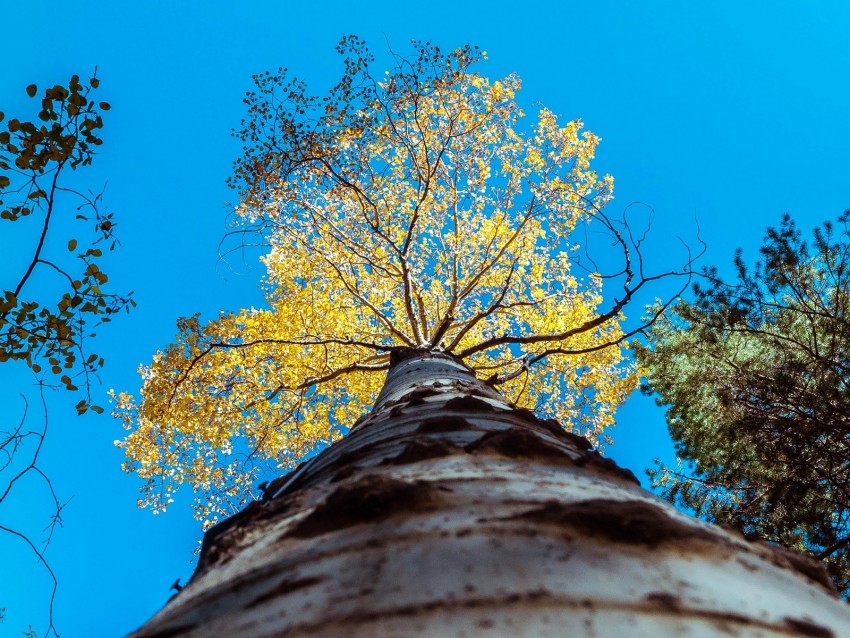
(131, 351, 850, 637)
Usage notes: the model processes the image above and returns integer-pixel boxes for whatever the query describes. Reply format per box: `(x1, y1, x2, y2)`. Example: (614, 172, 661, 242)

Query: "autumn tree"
(0, 73, 132, 637)
(115, 39, 683, 526)
(123, 41, 850, 637)
(638, 211, 850, 596)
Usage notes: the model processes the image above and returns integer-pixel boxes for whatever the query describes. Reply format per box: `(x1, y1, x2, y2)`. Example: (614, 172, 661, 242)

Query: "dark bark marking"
(444, 395, 499, 412)
(245, 575, 328, 609)
(310, 588, 556, 628)
(330, 465, 358, 483)
(381, 387, 446, 417)
(782, 617, 836, 638)
(759, 542, 837, 594)
(260, 471, 294, 501)
(464, 428, 571, 464)
(536, 418, 593, 451)
(510, 406, 543, 425)
(503, 499, 835, 594)
(416, 415, 474, 434)
(397, 386, 441, 405)
(389, 347, 465, 367)
(574, 453, 641, 486)
(326, 447, 381, 483)
(735, 557, 760, 573)
(288, 475, 441, 538)
(252, 458, 309, 500)
(333, 448, 371, 470)
(447, 378, 499, 396)
(278, 593, 842, 638)
(494, 408, 638, 485)
(349, 413, 371, 431)
(511, 407, 588, 448)
(644, 591, 681, 610)
(502, 409, 636, 485)
(139, 624, 197, 638)
(197, 499, 284, 572)
(500, 408, 597, 457)
(507, 498, 718, 548)
(381, 438, 464, 466)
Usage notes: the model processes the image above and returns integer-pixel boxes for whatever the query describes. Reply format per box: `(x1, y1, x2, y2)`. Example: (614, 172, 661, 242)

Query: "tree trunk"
(130, 350, 850, 637)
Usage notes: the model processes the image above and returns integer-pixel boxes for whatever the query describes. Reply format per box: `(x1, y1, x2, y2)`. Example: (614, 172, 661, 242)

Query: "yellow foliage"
(115, 40, 636, 527)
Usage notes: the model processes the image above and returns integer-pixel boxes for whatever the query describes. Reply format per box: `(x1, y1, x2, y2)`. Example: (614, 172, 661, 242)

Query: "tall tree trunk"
(131, 350, 850, 637)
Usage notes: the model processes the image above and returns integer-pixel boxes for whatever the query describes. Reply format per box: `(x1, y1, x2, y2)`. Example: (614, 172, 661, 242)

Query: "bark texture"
(131, 351, 850, 637)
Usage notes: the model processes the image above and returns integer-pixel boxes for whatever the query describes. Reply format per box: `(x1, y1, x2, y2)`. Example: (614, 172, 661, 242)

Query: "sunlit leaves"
(118, 40, 635, 528)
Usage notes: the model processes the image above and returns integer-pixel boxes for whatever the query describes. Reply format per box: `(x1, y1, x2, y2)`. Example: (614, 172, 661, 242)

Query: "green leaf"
(26, 84, 37, 98)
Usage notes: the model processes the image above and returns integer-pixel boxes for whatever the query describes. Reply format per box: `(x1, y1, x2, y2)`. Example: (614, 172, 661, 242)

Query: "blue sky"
(2, 2, 849, 636)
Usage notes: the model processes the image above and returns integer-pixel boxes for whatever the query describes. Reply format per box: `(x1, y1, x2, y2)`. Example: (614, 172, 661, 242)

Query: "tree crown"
(115, 39, 670, 526)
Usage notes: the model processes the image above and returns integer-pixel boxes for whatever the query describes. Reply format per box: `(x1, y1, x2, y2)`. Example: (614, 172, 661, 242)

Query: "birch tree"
(131, 350, 850, 637)
(114, 39, 684, 526)
(123, 40, 850, 637)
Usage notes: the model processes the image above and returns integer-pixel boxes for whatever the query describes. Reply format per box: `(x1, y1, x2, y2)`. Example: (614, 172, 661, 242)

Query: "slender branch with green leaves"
(0, 73, 131, 637)
(1, 72, 134, 410)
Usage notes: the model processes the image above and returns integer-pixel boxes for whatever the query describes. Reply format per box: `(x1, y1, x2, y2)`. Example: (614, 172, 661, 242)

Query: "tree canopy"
(638, 212, 850, 595)
(114, 39, 687, 527)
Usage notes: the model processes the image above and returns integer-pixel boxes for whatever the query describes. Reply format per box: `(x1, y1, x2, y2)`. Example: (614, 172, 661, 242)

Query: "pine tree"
(639, 212, 850, 595)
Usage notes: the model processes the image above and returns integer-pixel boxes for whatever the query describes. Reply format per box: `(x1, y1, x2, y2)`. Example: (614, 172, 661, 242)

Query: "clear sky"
(2, 1, 849, 636)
